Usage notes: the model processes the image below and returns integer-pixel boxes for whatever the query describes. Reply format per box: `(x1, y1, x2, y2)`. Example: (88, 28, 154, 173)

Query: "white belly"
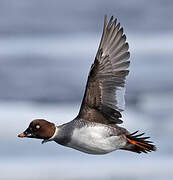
(67, 126, 126, 154)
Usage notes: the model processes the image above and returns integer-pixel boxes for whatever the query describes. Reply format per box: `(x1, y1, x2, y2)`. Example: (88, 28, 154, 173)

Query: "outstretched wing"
(77, 16, 130, 124)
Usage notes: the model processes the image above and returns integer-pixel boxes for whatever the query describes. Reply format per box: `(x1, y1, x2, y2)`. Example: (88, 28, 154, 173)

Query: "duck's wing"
(77, 16, 130, 124)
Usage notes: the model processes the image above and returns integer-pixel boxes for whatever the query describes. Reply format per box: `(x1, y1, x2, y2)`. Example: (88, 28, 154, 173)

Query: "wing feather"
(78, 16, 130, 124)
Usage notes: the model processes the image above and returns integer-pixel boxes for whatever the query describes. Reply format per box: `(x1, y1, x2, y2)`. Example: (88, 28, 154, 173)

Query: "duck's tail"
(121, 131, 156, 153)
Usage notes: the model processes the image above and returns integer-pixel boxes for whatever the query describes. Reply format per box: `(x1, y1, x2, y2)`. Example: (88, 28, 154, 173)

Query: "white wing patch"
(115, 86, 126, 111)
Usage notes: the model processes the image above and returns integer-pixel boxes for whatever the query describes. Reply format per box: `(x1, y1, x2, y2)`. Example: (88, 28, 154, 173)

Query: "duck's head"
(18, 119, 56, 143)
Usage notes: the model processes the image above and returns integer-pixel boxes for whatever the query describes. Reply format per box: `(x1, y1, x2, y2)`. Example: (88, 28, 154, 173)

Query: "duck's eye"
(35, 125, 40, 129)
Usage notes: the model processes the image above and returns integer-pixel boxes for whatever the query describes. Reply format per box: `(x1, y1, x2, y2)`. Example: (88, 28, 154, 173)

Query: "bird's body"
(47, 119, 128, 154)
(18, 16, 156, 154)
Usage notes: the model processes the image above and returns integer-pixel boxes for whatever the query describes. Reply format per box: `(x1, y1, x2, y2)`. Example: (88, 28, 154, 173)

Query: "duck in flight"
(18, 16, 156, 154)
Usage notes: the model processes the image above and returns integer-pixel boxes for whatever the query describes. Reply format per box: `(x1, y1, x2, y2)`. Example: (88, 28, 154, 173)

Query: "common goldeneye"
(18, 16, 156, 154)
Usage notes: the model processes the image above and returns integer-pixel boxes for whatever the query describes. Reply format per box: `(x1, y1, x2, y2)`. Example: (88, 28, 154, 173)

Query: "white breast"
(67, 126, 126, 154)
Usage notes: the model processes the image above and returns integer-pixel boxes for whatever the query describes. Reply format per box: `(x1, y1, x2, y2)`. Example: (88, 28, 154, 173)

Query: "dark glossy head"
(18, 119, 56, 140)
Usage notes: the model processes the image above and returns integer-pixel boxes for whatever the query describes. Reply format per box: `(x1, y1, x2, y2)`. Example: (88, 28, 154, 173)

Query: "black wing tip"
(104, 15, 116, 25)
(102, 16, 128, 49)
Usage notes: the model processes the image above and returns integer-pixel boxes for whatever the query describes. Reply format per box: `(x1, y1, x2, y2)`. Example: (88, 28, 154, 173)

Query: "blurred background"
(0, 0, 173, 179)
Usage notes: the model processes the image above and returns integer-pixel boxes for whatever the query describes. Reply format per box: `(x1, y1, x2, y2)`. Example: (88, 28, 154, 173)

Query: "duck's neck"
(53, 123, 74, 146)
(49, 126, 60, 140)
(41, 126, 60, 144)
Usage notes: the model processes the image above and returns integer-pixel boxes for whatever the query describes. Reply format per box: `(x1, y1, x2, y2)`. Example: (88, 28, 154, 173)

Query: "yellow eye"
(36, 125, 40, 129)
